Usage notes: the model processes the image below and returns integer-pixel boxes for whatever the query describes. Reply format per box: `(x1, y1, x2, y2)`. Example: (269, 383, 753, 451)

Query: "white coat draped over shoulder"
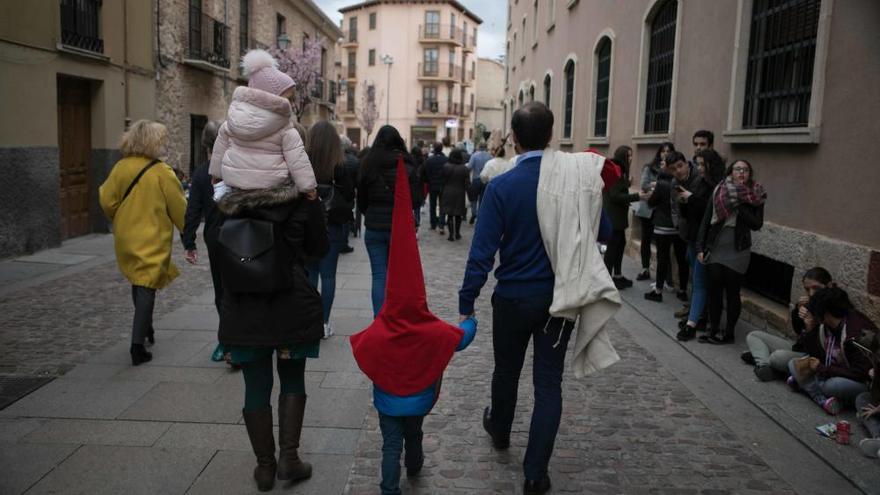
(537, 149, 621, 378)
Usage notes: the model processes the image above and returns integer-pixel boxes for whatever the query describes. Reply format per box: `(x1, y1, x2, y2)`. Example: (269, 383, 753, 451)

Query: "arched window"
(644, 0, 677, 133)
(528, 85, 535, 102)
(563, 59, 575, 139)
(594, 37, 612, 137)
(518, 89, 524, 108)
(543, 73, 551, 106)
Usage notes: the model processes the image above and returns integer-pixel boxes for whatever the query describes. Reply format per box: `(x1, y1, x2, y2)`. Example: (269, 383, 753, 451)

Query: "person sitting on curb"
(741, 267, 833, 380)
(856, 360, 880, 458)
(786, 287, 877, 415)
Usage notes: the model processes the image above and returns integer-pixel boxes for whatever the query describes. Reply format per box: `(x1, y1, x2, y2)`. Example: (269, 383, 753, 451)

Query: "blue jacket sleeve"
(455, 317, 477, 351)
(458, 183, 503, 315)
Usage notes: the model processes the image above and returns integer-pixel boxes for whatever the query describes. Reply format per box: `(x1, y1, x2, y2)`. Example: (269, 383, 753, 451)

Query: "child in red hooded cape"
(350, 156, 476, 495)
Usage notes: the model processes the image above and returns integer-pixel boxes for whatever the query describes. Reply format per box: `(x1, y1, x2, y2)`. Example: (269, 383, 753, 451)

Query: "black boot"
(243, 408, 277, 491)
(130, 344, 152, 366)
(277, 394, 312, 482)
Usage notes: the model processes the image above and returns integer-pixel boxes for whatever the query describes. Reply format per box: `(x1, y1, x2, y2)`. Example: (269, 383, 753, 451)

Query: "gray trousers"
(856, 392, 880, 439)
(746, 331, 805, 372)
(131, 285, 156, 345)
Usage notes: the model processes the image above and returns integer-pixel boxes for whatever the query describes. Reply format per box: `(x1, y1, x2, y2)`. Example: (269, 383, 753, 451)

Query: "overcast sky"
(312, 0, 507, 60)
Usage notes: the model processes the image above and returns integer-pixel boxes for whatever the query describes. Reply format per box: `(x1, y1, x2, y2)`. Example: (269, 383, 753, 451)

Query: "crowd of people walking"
(96, 48, 880, 494)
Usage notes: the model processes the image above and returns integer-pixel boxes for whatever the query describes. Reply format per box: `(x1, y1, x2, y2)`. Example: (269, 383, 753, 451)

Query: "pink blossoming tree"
(356, 81, 381, 144)
(271, 37, 324, 121)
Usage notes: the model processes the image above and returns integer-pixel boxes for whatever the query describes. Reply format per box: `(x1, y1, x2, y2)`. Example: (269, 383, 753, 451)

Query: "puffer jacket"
(209, 87, 317, 192)
(215, 184, 328, 347)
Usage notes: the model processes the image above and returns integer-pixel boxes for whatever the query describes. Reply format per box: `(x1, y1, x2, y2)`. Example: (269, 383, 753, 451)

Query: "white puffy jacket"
(209, 86, 316, 192)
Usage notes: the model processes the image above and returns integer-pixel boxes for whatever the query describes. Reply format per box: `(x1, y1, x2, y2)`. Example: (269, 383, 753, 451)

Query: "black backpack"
(216, 217, 295, 293)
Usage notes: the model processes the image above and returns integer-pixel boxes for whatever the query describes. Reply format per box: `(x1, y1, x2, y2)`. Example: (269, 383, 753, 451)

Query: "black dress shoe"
(636, 270, 651, 281)
(524, 475, 552, 495)
(482, 407, 509, 449)
(676, 326, 696, 342)
(741, 351, 756, 365)
(130, 344, 153, 366)
(644, 291, 663, 302)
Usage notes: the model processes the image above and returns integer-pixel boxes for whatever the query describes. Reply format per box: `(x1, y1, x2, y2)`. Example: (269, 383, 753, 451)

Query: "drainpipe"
(223, 0, 229, 98)
(123, 0, 130, 127)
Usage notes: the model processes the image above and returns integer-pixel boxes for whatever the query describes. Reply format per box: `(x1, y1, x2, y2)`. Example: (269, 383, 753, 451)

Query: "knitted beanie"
(241, 49, 295, 96)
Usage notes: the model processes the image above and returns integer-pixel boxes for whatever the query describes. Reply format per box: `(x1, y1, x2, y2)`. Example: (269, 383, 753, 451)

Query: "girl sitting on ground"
(787, 287, 877, 415)
(741, 267, 833, 380)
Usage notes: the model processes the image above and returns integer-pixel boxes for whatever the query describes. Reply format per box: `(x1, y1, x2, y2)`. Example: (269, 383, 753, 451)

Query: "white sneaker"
(322, 322, 334, 339)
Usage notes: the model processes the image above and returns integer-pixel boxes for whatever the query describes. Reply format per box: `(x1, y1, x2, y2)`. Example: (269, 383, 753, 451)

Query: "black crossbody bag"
(121, 159, 161, 203)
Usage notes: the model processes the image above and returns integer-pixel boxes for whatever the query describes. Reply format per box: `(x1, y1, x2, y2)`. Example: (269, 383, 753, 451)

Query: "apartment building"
(504, 0, 880, 323)
(337, 0, 481, 148)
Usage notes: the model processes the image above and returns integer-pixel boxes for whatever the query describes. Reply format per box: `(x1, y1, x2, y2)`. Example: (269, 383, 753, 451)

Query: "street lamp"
(276, 33, 291, 50)
(381, 54, 394, 125)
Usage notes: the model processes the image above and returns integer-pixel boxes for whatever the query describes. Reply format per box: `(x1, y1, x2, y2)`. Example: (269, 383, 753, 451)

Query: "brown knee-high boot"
(277, 394, 312, 481)
(242, 408, 277, 492)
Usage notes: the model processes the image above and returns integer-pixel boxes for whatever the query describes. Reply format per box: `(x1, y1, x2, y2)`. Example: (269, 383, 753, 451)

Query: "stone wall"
(0, 148, 61, 257)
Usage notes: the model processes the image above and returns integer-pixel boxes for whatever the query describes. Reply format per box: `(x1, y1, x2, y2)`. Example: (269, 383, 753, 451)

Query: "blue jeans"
(378, 413, 425, 495)
(365, 228, 391, 317)
(787, 358, 868, 406)
(428, 191, 444, 229)
(687, 242, 707, 323)
(489, 293, 573, 481)
(306, 223, 347, 323)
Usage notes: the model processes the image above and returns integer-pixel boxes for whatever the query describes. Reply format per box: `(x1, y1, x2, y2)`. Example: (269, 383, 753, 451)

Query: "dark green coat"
(603, 173, 640, 230)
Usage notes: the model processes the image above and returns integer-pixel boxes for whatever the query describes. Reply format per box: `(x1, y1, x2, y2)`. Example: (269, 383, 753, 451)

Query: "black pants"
(490, 293, 573, 480)
(131, 285, 156, 345)
(428, 191, 444, 229)
(654, 234, 688, 292)
(639, 217, 653, 271)
(448, 215, 462, 238)
(603, 229, 627, 276)
(706, 263, 744, 333)
(205, 237, 223, 314)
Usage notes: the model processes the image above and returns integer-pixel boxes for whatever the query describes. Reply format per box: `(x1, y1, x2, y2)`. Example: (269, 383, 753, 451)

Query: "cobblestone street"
(347, 224, 800, 495)
(0, 218, 875, 494)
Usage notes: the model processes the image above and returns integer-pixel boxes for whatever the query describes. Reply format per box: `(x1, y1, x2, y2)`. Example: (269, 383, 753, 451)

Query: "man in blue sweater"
(458, 102, 571, 495)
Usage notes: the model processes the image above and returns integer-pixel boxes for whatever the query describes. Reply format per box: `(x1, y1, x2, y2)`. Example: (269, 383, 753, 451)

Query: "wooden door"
(57, 77, 92, 240)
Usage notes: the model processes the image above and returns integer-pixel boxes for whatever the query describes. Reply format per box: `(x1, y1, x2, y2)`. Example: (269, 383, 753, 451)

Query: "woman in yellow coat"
(99, 120, 187, 365)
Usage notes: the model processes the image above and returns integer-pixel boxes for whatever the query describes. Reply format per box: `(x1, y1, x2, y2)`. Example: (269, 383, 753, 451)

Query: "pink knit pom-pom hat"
(241, 49, 295, 96)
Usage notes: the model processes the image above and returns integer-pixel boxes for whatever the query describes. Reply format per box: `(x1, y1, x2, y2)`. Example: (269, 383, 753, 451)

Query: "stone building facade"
(474, 57, 505, 139)
(337, 0, 481, 149)
(504, 0, 880, 324)
(0, 0, 156, 257)
(157, 0, 342, 176)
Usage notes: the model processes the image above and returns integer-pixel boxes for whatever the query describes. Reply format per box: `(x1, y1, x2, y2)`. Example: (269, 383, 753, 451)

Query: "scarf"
(712, 176, 767, 224)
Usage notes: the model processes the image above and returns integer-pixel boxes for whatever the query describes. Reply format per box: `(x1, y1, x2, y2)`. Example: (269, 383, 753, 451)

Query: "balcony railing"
(418, 24, 461, 44)
(188, 7, 231, 69)
(342, 29, 358, 44)
(416, 100, 461, 116)
(345, 65, 357, 78)
(417, 63, 461, 81)
(462, 32, 477, 52)
(60, 0, 104, 53)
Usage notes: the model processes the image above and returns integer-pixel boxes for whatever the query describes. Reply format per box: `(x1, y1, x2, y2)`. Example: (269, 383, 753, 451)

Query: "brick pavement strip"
(0, 247, 214, 377)
(343, 226, 798, 494)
